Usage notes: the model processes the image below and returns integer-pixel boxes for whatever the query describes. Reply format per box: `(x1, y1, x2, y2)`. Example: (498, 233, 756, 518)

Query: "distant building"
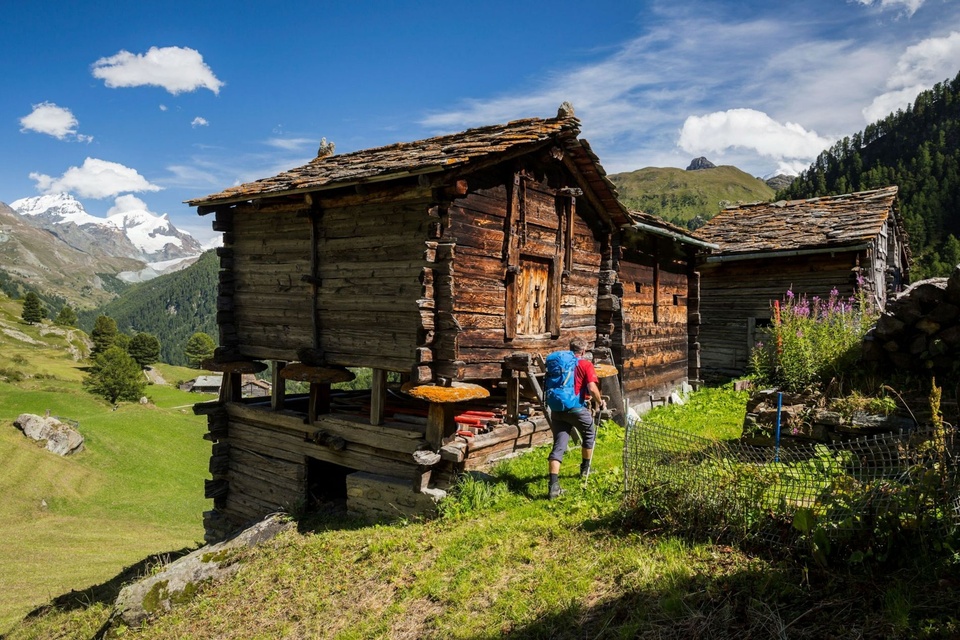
(240, 376, 271, 398)
(187, 375, 223, 394)
(182, 374, 270, 398)
(694, 186, 910, 377)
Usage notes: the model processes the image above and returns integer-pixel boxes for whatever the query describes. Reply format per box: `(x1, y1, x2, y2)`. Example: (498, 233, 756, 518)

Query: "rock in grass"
(113, 514, 295, 626)
(14, 413, 84, 456)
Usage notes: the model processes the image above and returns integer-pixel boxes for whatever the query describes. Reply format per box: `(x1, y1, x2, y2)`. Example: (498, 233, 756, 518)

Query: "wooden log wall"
(445, 167, 603, 381)
(316, 198, 431, 372)
(215, 207, 313, 360)
(615, 247, 690, 407)
(214, 190, 433, 370)
(687, 267, 702, 383)
(699, 251, 864, 376)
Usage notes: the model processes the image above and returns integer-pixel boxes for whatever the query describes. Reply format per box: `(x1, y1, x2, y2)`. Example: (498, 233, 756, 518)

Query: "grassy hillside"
(609, 165, 776, 228)
(0, 294, 210, 633)
(6, 384, 959, 638)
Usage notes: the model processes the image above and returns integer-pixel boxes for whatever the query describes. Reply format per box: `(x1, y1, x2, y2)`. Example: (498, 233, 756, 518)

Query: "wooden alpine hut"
(693, 186, 910, 377)
(187, 104, 710, 541)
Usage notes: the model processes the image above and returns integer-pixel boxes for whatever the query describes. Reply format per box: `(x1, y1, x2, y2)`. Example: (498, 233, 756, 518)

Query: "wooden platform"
(198, 391, 552, 541)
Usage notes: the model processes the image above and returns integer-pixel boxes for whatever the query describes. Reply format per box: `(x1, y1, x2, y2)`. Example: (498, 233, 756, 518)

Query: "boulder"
(14, 413, 84, 456)
(113, 514, 295, 626)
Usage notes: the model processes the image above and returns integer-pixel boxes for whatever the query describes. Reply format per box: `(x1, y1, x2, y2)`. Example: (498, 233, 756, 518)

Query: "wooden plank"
(370, 368, 387, 426)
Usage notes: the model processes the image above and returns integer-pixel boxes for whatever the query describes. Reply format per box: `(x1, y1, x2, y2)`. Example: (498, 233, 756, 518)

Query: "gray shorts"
(548, 406, 596, 462)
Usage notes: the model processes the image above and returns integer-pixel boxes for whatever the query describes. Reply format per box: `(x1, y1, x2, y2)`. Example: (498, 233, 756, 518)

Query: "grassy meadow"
(2, 291, 958, 637)
(0, 297, 211, 633)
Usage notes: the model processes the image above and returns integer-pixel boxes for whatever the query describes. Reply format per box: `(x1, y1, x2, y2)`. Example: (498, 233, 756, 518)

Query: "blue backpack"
(544, 350, 583, 412)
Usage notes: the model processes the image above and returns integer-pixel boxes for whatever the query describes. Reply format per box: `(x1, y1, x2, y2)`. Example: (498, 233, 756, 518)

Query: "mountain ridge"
(11, 193, 202, 262)
(608, 163, 778, 229)
(0, 193, 205, 311)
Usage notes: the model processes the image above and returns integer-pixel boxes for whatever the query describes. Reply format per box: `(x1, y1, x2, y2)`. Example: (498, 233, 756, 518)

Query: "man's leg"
(573, 406, 596, 478)
(548, 414, 573, 498)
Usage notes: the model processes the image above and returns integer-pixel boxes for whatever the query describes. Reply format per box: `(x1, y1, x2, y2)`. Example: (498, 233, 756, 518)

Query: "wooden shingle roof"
(694, 186, 900, 255)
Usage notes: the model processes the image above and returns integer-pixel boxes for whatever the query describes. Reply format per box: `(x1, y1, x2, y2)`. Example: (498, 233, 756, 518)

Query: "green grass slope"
(609, 165, 776, 228)
(0, 295, 210, 633)
(7, 384, 959, 638)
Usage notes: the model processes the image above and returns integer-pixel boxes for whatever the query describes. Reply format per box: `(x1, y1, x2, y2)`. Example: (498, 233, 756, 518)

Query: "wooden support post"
(219, 371, 242, 403)
(505, 370, 520, 424)
(426, 403, 455, 449)
(525, 366, 555, 430)
(271, 361, 286, 411)
(370, 368, 387, 426)
(308, 383, 331, 423)
(413, 467, 432, 493)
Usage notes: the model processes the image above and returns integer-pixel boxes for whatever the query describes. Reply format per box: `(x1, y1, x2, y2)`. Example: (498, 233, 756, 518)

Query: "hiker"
(544, 337, 604, 499)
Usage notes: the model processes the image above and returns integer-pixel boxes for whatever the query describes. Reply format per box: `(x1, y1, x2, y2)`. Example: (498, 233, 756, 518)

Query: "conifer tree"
(21, 292, 44, 324)
(184, 332, 216, 368)
(83, 346, 146, 403)
(128, 332, 162, 368)
(55, 305, 78, 327)
(91, 315, 118, 357)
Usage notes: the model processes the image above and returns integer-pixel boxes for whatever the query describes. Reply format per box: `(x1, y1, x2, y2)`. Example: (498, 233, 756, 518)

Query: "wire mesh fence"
(624, 418, 960, 549)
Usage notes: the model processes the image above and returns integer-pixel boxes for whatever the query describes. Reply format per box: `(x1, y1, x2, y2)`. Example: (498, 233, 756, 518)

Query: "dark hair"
(569, 337, 588, 354)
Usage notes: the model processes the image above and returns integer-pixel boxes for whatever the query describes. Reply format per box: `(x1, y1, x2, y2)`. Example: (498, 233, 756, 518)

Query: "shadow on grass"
(18, 547, 196, 623)
(462, 559, 960, 639)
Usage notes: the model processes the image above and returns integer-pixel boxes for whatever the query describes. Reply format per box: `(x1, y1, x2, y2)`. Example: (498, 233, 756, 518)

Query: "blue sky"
(2, 0, 958, 245)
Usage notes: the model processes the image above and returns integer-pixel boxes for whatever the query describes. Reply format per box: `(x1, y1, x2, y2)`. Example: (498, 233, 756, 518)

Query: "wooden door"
(516, 256, 551, 335)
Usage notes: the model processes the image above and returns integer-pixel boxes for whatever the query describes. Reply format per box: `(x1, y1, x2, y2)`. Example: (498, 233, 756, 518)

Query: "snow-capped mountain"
(10, 193, 203, 263)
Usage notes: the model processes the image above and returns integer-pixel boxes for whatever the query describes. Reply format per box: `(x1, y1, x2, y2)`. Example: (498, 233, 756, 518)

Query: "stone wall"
(741, 389, 914, 446)
(862, 266, 960, 376)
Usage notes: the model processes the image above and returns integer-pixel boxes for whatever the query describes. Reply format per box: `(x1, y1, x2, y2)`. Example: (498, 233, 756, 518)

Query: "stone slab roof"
(187, 106, 708, 249)
(694, 186, 900, 255)
(188, 110, 585, 207)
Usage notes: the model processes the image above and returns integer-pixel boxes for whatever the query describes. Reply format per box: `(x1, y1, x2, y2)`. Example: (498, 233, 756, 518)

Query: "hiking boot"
(580, 460, 591, 479)
(548, 482, 564, 499)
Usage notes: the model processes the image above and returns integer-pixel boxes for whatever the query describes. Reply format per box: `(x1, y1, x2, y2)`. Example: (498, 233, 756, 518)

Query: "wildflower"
(786, 288, 795, 300)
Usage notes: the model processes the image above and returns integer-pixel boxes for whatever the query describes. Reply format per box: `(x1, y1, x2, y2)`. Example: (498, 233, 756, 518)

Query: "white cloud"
(678, 109, 836, 165)
(415, 9, 874, 176)
(91, 46, 224, 95)
(191, 117, 209, 128)
(265, 137, 315, 151)
(106, 194, 151, 216)
(19, 102, 92, 142)
(159, 104, 168, 111)
(863, 31, 960, 122)
(29, 158, 161, 199)
(855, 0, 925, 17)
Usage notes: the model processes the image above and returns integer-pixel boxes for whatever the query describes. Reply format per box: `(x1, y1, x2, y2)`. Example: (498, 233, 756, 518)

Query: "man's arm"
(586, 380, 603, 410)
